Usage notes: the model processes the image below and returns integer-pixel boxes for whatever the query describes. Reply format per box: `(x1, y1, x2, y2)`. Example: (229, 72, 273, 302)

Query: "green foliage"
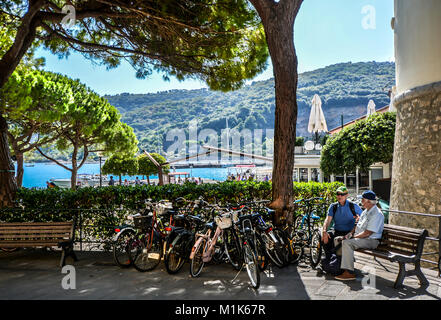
(1, 0, 269, 92)
(137, 153, 170, 176)
(6, 181, 341, 213)
(295, 137, 305, 147)
(320, 112, 396, 175)
(102, 153, 139, 182)
(0, 181, 343, 243)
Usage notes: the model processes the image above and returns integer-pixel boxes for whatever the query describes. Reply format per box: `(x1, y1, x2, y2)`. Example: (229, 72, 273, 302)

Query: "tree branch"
(36, 147, 72, 172)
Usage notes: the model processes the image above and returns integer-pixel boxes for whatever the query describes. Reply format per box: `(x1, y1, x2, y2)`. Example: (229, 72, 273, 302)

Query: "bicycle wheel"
(223, 228, 242, 270)
(132, 232, 163, 272)
(254, 233, 268, 272)
(261, 231, 285, 268)
(244, 242, 260, 289)
(309, 229, 322, 269)
(164, 235, 187, 274)
(289, 230, 304, 264)
(190, 238, 206, 277)
(273, 228, 302, 265)
(113, 228, 136, 268)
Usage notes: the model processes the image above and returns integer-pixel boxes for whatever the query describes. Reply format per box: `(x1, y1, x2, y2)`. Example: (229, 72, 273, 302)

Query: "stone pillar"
(390, 0, 441, 267)
(390, 82, 441, 216)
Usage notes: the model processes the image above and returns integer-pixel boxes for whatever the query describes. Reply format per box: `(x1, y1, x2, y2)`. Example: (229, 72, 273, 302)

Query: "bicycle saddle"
(205, 222, 216, 230)
(173, 214, 186, 221)
(187, 215, 203, 224)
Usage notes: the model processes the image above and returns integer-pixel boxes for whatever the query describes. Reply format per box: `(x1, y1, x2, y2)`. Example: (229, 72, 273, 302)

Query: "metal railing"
(381, 208, 441, 276)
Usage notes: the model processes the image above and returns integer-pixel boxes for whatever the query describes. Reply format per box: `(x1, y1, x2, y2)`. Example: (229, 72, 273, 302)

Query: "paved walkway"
(0, 249, 440, 300)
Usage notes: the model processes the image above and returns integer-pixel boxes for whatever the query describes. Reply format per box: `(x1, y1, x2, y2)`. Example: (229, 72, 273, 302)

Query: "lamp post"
(98, 152, 103, 187)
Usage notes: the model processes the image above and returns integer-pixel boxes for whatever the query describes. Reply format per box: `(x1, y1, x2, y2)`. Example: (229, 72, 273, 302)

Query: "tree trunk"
(0, 113, 17, 208)
(71, 146, 78, 189)
(15, 153, 24, 188)
(147, 176, 151, 185)
(250, 0, 303, 225)
(0, 1, 45, 207)
(0, 0, 45, 88)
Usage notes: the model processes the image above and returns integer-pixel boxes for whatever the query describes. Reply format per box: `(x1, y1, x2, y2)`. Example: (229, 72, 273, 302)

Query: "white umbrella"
(367, 99, 376, 116)
(308, 94, 328, 133)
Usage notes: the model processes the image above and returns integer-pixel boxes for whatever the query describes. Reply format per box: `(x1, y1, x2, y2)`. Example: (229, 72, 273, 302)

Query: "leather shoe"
(335, 270, 356, 281)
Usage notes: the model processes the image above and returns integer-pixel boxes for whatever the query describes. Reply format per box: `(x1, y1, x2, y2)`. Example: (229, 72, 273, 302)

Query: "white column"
(307, 168, 312, 182)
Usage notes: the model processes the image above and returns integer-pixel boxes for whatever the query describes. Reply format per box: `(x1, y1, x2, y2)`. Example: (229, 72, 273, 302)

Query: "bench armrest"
(389, 253, 416, 264)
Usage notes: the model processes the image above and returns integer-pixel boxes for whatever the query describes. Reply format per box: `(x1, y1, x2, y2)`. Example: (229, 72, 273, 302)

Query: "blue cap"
(362, 190, 376, 201)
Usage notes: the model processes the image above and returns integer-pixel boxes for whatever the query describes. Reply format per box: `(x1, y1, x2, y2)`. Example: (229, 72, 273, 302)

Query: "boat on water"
(226, 164, 272, 182)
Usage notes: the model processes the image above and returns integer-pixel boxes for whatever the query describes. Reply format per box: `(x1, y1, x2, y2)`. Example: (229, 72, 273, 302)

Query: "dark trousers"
(322, 229, 349, 260)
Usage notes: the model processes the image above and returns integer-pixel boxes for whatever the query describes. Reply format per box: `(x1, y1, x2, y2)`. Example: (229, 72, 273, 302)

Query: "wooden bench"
(356, 224, 429, 288)
(0, 221, 78, 267)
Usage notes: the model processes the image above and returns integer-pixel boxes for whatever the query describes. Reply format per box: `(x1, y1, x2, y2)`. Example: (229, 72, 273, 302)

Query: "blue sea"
(19, 162, 231, 188)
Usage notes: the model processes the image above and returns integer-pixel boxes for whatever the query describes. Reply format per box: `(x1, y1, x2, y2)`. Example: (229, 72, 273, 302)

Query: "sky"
(35, 0, 395, 96)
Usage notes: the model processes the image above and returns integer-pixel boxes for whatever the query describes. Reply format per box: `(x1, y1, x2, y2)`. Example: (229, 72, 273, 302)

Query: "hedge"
(0, 181, 343, 247)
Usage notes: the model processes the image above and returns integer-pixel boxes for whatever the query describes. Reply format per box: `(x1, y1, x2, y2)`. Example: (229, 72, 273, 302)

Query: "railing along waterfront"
(381, 209, 441, 277)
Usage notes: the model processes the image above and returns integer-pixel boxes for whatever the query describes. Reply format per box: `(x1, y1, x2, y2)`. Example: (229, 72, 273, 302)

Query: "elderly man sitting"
(335, 190, 384, 281)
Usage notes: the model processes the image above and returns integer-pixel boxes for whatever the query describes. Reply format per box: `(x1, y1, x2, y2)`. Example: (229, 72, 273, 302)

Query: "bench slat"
(0, 229, 72, 235)
(0, 241, 64, 247)
(0, 232, 70, 241)
(383, 224, 425, 234)
(379, 240, 417, 251)
(0, 222, 73, 226)
(0, 224, 72, 230)
(383, 233, 420, 242)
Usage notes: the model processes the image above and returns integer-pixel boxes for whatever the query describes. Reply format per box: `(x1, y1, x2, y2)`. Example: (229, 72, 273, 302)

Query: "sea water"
(19, 162, 231, 188)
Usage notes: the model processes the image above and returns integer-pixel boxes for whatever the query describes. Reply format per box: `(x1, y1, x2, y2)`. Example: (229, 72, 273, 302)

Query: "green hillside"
(105, 61, 395, 154)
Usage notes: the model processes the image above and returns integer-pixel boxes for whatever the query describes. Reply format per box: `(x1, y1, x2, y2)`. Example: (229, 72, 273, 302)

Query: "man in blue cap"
(335, 190, 384, 281)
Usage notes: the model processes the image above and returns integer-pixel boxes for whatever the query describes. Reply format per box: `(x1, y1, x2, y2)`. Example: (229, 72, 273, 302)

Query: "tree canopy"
(0, 0, 268, 91)
(102, 153, 139, 185)
(320, 112, 396, 176)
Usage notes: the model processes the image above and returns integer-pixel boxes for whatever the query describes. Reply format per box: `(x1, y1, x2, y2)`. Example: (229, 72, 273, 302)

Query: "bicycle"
(189, 207, 233, 277)
(163, 200, 206, 274)
(290, 197, 326, 269)
(129, 200, 175, 272)
(113, 222, 137, 268)
(233, 212, 261, 289)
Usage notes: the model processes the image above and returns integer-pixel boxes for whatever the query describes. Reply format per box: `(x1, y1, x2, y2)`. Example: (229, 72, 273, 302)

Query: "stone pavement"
(0, 249, 440, 300)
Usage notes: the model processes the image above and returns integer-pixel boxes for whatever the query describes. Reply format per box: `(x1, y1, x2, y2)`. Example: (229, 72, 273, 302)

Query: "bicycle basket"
(214, 213, 233, 229)
(156, 202, 173, 215)
(133, 215, 152, 230)
(231, 211, 239, 223)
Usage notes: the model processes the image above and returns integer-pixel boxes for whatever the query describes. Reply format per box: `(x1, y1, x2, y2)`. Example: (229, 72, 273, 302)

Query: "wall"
(394, 0, 441, 94)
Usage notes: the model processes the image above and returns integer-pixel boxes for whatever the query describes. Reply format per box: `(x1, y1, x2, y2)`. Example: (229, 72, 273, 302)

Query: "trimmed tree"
(320, 112, 396, 176)
(35, 75, 138, 188)
(138, 153, 170, 185)
(102, 154, 139, 185)
(0, 67, 74, 186)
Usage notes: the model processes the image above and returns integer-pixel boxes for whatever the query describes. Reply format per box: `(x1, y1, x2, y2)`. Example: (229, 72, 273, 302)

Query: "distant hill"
(105, 61, 395, 153)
